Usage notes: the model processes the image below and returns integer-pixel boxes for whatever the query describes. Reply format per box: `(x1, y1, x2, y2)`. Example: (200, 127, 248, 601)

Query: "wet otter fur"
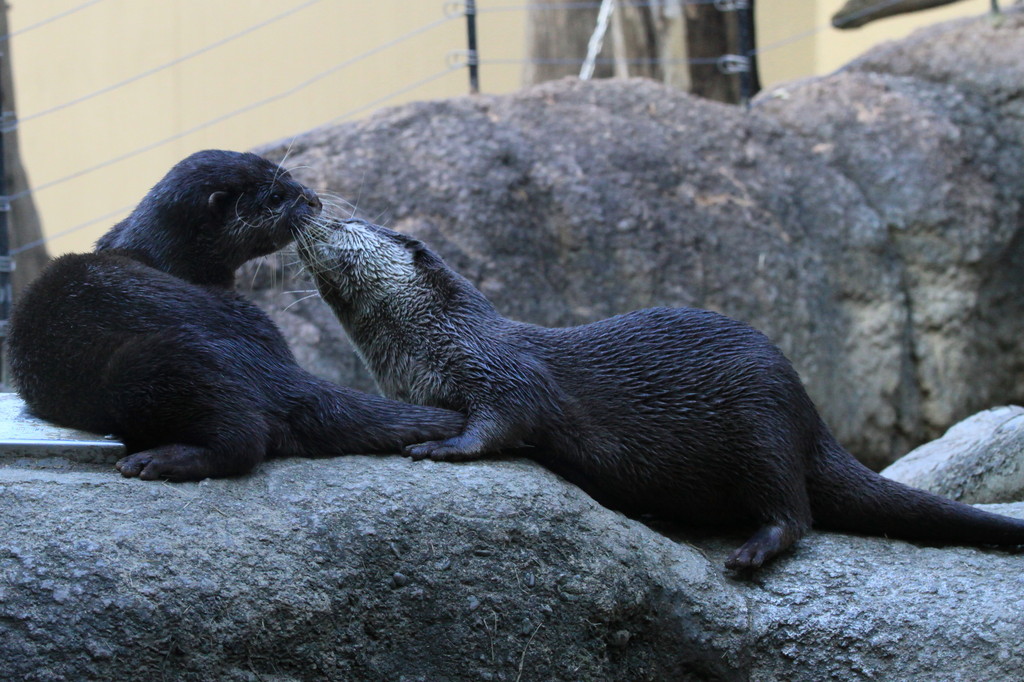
(297, 216, 1024, 570)
(7, 151, 465, 480)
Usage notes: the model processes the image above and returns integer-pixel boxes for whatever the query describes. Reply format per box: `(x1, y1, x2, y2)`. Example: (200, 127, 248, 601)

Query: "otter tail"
(808, 436, 1024, 547)
(291, 379, 467, 456)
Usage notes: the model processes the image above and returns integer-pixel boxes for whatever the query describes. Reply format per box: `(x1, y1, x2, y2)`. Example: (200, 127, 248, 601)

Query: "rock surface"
(250, 8, 1024, 469)
(883, 405, 1024, 503)
(1, 447, 1023, 681)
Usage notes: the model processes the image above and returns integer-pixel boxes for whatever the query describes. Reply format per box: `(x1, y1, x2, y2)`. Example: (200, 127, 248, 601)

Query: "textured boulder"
(250, 8, 1024, 469)
(758, 10, 1024, 457)
(0, 447, 748, 681)
(883, 405, 1024, 503)
(2, 438, 1023, 681)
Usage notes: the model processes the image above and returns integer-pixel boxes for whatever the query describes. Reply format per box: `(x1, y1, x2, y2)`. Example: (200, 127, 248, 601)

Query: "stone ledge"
(0, 392, 124, 464)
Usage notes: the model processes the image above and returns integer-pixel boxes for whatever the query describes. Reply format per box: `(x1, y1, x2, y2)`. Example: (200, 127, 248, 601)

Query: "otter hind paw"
(724, 523, 802, 572)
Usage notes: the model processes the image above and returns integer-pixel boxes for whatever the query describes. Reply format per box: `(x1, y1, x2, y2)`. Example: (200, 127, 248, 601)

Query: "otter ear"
(402, 237, 427, 254)
(406, 239, 445, 270)
(207, 191, 229, 216)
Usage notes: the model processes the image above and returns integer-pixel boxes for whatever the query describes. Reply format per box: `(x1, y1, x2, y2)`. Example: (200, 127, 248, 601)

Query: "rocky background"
(249, 8, 1024, 470)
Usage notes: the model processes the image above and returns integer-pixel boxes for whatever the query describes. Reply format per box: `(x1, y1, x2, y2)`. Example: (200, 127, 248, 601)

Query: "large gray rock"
(882, 405, 1024, 503)
(0, 452, 748, 681)
(2, 443, 1023, 681)
(250, 8, 1024, 469)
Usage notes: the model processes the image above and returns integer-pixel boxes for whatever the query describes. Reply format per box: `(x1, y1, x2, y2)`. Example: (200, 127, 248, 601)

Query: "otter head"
(96, 149, 322, 288)
(296, 217, 428, 310)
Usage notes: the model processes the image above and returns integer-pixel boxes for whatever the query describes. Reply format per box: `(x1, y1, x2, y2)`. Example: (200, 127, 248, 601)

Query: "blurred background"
(3, 0, 995, 259)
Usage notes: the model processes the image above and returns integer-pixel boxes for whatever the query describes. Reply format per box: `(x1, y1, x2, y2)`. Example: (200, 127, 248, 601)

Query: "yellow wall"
(813, 0, 994, 71)
(6, 0, 996, 258)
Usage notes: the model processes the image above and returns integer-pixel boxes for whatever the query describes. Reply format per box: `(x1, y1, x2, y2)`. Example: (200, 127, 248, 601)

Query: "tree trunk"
(615, 0, 691, 92)
(684, 3, 740, 104)
(522, 0, 611, 85)
(523, 0, 746, 103)
(1, 5, 48, 295)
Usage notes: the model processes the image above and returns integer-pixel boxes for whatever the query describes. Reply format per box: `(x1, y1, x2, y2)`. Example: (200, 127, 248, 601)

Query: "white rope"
(579, 0, 616, 80)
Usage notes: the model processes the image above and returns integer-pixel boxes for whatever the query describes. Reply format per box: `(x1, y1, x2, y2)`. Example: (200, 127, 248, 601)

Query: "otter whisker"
(232, 194, 260, 230)
(321, 200, 353, 215)
(273, 136, 299, 188)
(372, 207, 391, 226)
(249, 255, 266, 289)
(282, 292, 322, 312)
(317, 192, 358, 218)
(349, 173, 368, 220)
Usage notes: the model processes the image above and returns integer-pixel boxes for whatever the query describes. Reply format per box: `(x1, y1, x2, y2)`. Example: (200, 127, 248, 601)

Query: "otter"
(296, 216, 1024, 570)
(7, 151, 465, 481)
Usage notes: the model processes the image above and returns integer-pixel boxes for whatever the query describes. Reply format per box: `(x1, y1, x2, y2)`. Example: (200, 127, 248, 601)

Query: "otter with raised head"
(297, 216, 1024, 570)
(7, 151, 465, 481)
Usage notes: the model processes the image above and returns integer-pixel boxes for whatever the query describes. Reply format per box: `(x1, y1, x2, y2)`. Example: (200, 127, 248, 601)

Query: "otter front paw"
(403, 437, 484, 462)
(115, 444, 214, 481)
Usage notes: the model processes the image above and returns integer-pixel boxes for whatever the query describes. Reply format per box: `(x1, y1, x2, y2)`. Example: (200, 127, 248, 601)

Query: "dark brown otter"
(7, 151, 465, 480)
(297, 216, 1024, 571)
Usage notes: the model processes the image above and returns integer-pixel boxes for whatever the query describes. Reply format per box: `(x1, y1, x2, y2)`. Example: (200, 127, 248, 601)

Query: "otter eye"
(270, 192, 284, 204)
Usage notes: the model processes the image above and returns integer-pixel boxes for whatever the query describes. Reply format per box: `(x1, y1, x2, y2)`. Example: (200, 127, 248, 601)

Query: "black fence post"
(736, 0, 760, 106)
(0, 48, 10, 391)
(465, 0, 480, 94)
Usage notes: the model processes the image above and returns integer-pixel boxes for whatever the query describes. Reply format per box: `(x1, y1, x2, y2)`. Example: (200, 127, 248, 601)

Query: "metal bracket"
(0, 197, 10, 212)
(0, 257, 14, 273)
(443, 1, 467, 18)
(445, 49, 478, 68)
(713, 0, 750, 11)
(717, 55, 750, 75)
(0, 112, 15, 134)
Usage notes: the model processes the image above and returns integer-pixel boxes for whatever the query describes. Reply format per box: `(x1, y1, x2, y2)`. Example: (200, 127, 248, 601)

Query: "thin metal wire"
(5, 14, 456, 203)
(11, 204, 132, 256)
(481, 56, 722, 65)
(477, 0, 717, 12)
(18, 0, 326, 126)
(294, 65, 461, 138)
(12, 66, 460, 255)
(0, 0, 107, 43)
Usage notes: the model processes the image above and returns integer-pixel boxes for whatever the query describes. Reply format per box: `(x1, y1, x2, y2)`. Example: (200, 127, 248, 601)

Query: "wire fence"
(0, 0, 995, 261)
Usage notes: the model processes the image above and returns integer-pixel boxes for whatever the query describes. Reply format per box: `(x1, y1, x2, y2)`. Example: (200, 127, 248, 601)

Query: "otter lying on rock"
(7, 151, 465, 481)
(296, 215, 1024, 570)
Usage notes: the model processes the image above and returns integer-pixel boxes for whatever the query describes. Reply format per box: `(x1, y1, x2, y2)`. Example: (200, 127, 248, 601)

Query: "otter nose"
(302, 190, 322, 214)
